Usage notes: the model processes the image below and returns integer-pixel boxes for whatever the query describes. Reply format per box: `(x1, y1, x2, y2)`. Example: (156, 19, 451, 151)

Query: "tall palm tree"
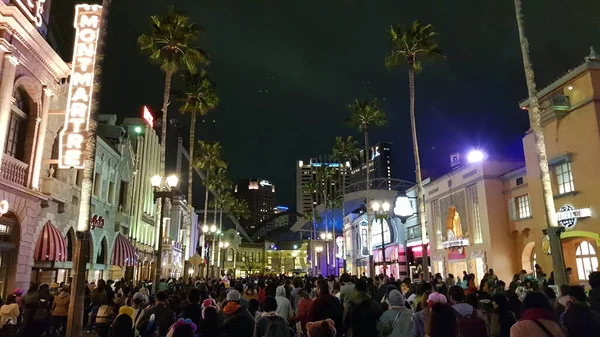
(513, 0, 566, 286)
(208, 167, 231, 230)
(329, 193, 344, 275)
(138, 6, 208, 173)
(348, 98, 386, 276)
(194, 141, 226, 264)
(303, 179, 322, 275)
(176, 69, 219, 244)
(385, 20, 443, 280)
(331, 136, 360, 218)
(67, 2, 110, 337)
(229, 197, 251, 222)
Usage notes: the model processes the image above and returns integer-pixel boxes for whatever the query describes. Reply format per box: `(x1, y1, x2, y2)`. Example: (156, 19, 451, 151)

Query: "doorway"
(448, 260, 468, 280)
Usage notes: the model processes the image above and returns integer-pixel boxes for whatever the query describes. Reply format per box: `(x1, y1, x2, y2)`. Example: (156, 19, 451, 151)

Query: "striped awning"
(34, 221, 67, 262)
(111, 234, 137, 267)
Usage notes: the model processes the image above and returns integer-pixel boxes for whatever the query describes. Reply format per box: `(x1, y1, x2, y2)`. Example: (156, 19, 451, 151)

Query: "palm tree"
(385, 20, 443, 280)
(513, 0, 566, 286)
(331, 136, 360, 217)
(138, 6, 208, 173)
(303, 179, 322, 275)
(176, 70, 219, 232)
(67, 2, 110, 337)
(208, 167, 232, 231)
(329, 193, 344, 275)
(348, 98, 386, 276)
(194, 141, 226, 227)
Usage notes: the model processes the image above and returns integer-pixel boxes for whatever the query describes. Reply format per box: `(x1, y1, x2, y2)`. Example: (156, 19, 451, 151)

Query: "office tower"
(350, 142, 393, 189)
(296, 156, 350, 215)
(234, 179, 276, 229)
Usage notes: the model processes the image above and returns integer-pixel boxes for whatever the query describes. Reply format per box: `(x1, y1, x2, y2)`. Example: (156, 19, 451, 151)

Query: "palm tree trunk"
(407, 62, 429, 281)
(341, 164, 346, 273)
(202, 169, 210, 269)
(187, 112, 196, 263)
(332, 206, 336, 275)
(514, 0, 567, 286)
(67, 1, 110, 336)
(363, 127, 375, 277)
(311, 201, 317, 276)
(160, 70, 173, 173)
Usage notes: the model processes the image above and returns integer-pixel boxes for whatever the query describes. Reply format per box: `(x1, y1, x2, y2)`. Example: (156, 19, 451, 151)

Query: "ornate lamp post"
(319, 232, 333, 275)
(371, 201, 391, 276)
(315, 245, 323, 275)
(202, 224, 218, 278)
(218, 240, 229, 276)
(151, 174, 179, 289)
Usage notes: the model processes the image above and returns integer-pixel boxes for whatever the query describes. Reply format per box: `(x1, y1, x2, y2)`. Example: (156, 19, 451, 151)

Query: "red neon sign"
(143, 106, 153, 127)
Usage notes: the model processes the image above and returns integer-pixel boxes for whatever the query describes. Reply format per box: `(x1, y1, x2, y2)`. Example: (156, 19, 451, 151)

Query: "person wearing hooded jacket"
(275, 285, 294, 322)
(221, 290, 255, 337)
(379, 290, 412, 337)
(51, 286, 71, 337)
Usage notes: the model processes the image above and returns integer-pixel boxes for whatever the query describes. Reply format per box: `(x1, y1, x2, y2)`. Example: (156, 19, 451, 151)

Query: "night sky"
(55, 0, 600, 210)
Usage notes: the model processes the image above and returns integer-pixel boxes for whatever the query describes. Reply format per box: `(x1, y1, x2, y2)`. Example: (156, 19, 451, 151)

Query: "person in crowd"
(590, 271, 600, 314)
(244, 283, 259, 302)
(180, 288, 202, 328)
(562, 302, 600, 337)
(292, 290, 313, 335)
(331, 282, 341, 298)
(257, 280, 267, 304)
(248, 298, 262, 320)
(254, 297, 290, 337)
(306, 319, 336, 337)
(376, 277, 396, 303)
(199, 306, 220, 337)
(234, 282, 250, 309)
(165, 319, 197, 337)
(489, 294, 516, 337)
(379, 289, 412, 337)
(555, 284, 570, 319)
(505, 290, 522, 319)
(448, 286, 486, 337)
(274, 285, 294, 322)
(339, 273, 355, 305)
(465, 276, 478, 296)
(131, 292, 147, 335)
(343, 279, 383, 337)
(510, 291, 566, 337)
(446, 274, 456, 287)
(509, 274, 521, 292)
(448, 285, 484, 318)
(110, 306, 135, 337)
(222, 290, 255, 337)
(311, 280, 344, 337)
(425, 302, 458, 337)
(96, 292, 116, 337)
(413, 291, 441, 337)
(12, 289, 23, 312)
(136, 291, 176, 337)
(0, 294, 19, 335)
(51, 285, 70, 337)
(495, 280, 506, 296)
(290, 277, 303, 310)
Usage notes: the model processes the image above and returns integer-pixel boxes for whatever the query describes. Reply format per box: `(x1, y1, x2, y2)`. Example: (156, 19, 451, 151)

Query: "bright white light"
(568, 86, 573, 91)
(320, 233, 326, 240)
(210, 225, 217, 233)
(166, 175, 178, 188)
(371, 201, 381, 212)
(326, 233, 333, 240)
(151, 175, 162, 188)
(315, 246, 323, 253)
(299, 160, 304, 167)
(202, 225, 209, 233)
(394, 195, 414, 218)
(467, 150, 485, 163)
(134, 126, 142, 133)
(219, 242, 224, 248)
(382, 201, 391, 212)
(224, 242, 230, 248)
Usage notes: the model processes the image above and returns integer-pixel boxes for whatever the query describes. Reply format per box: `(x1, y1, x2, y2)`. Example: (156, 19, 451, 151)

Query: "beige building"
(513, 51, 600, 284)
(426, 159, 522, 283)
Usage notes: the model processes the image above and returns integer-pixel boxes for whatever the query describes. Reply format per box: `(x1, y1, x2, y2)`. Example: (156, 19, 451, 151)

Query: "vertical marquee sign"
(12, 0, 46, 27)
(58, 4, 103, 169)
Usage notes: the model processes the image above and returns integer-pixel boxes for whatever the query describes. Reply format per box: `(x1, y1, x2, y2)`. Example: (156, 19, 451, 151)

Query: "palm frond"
(385, 20, 443, 71)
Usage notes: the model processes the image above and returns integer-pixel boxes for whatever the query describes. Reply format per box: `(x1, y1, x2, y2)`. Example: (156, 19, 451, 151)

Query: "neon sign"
(58, 4, 103, 169)
(90, 215, 104, 229)
(143, 106, 153, 127)
(259, 180, 272, 187)
(12, 0, 46, 27)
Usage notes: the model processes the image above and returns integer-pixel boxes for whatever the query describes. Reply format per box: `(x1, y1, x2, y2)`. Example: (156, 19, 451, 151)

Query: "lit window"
(227, 248, 233, 262)
(555, 162, 574, 195)
(575, 241, 598, 281)
(532, 252, 537, 272)
(516, 194, 531, 219)
(467, 185, 482, 244)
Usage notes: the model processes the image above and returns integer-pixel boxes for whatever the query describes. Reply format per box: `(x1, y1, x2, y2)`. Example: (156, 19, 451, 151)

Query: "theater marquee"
(58, 4, 103, 169)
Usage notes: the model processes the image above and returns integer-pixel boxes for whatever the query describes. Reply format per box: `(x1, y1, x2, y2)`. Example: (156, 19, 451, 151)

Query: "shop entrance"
(448, 260, 468, 280)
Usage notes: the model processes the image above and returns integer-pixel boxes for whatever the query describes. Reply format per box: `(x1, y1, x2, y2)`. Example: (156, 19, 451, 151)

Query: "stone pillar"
(0, 53, 19, 172)
(31, 87, 53, 189)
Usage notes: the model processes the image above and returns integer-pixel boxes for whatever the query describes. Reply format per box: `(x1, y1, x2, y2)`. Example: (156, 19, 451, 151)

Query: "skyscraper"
(350, 142, 393, 189)
(296, 156, 349, 215)
(234, 179, 276, 229)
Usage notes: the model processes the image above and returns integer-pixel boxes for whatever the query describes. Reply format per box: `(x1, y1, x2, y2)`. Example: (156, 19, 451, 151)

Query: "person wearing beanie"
(221, 290, 255, 337)
(379, 290, 413, 337)
(110, 307, 135, 337)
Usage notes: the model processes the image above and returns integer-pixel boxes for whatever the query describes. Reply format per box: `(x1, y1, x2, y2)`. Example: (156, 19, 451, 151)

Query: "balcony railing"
(540, 95, 571, 111)
(115, 211, 131, 227)
(40, 177, 72, 203)
(1, 155, 28, 186)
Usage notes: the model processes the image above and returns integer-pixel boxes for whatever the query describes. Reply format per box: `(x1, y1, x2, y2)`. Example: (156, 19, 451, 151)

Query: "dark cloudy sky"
(55, 0, 600, 209)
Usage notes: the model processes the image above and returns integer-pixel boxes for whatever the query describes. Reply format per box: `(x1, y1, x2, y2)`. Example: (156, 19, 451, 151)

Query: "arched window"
(532, 252, 537, 272)
(226, 248, 233, 262)
(6, 88, 29, 160)
(576, 241, 598, 281)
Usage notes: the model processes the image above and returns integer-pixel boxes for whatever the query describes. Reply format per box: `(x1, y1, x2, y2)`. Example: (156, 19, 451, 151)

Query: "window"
(466, 185, 482, 244)
(6, 88, 30, 160)
(555, 162, 574, 194)
(108, 181, 115, 204)
(256, 252, 261, 263)
(532, 252, 537, 272)
(242, 251, 247, 262)
(576, 241, 598, 281)
(250, 252, 254, 262)
(516, 177, 524, 186)
(515, 195, 531, 219)
(431, 200, 442, 249)
(93, 172, 101, 196)
(227, 248, 233, 262)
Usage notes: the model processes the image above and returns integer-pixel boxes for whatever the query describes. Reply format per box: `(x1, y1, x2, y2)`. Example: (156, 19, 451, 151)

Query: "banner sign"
(442, 238, 469, 249)
(58, 4, 103, 169)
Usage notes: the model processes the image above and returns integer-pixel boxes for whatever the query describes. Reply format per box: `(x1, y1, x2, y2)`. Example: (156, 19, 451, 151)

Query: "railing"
(1, 155, 28, 186)
(115, 211, 131, 227)
(40, 177, 72, 202)
(161, 238, 183, 251)
(540, 94, 570, 111)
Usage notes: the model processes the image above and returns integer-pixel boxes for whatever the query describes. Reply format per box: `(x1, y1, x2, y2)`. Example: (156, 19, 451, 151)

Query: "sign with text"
(58, 4, 103, 169)
(90, 215, 104, 229)
(557, 204, 591, 229)
(12, 0, 46, 27)
(442, 238, 469, 249)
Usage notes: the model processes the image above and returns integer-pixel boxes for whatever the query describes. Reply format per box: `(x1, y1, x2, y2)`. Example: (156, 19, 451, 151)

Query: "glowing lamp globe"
(467, 150, 485, 163)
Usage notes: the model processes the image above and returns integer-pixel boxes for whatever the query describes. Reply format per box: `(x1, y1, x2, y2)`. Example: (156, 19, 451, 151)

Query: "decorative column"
(31, 87, 53, 189)
(0, 53, 19, 172)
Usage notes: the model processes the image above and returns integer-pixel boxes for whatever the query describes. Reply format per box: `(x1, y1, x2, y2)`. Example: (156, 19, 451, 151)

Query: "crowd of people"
(0, 268, 599, 337)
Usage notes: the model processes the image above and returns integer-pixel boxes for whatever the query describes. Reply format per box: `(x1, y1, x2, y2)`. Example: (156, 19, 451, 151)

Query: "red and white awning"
(111, 234, 137, 267)
(34, 221, 67, 262)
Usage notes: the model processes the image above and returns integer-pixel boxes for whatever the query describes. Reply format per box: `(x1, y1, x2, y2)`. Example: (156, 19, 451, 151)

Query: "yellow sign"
(58, 4, 102, 169)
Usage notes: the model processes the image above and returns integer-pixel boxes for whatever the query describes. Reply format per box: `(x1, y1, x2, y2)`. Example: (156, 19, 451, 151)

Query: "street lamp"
(319, 232, 333, 275)
(202, 224, 219, 278)
(152, 174, 179, 289)
(372, 200, 391, 276)
(315, 246, 323, 274)
(218, 240, 230, 276)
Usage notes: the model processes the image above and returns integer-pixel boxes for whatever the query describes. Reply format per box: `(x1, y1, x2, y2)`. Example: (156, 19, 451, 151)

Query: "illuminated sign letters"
(442, 239, 469, 249)
(12, 0, 46, 27)
(143, 106, 154, 127)
(259, 180, 272, 187)
(58, 4, 103, 169)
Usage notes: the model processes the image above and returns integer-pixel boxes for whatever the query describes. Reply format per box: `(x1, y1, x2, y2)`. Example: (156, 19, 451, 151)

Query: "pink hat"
(13, 288, 23, 296)
(427, 292, 447, 308)
(201, 298, 216, 320)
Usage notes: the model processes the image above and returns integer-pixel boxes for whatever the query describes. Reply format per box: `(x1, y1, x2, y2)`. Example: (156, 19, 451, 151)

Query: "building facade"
(296, 157, 349, 215)
(234, 178, 275, 230)
(350, 142, 393, 189)
(513, 53, 600, 285)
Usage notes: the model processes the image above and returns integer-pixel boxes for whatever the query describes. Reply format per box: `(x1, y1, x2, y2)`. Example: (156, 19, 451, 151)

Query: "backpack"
(456, 306, 487, 337)
(264, 316, 291, 337)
